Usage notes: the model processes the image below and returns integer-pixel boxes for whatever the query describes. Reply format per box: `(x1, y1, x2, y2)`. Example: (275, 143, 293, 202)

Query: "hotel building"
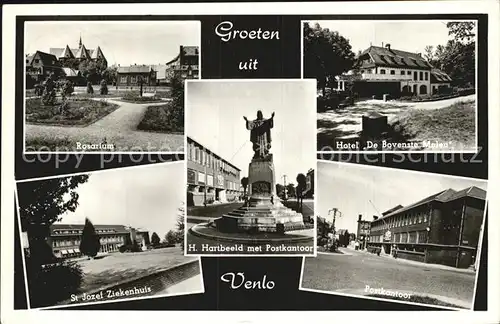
(48, 224, 149, 259)
(187, 136, 241, 206)
(367, 186, 486, 268)
(336, 44, 452, 98)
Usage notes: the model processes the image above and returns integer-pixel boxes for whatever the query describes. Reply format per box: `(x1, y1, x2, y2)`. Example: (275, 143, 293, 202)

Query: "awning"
(61, 250, 68, 254)
(74, 248, 80, 253)
(68, 249, 74, 254)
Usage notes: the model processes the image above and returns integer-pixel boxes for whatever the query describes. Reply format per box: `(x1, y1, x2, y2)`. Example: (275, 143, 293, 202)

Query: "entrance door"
(383, 244, 392, 254)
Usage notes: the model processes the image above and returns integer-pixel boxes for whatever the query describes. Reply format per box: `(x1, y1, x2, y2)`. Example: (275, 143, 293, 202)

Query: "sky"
(24, 21, 200, 66)
(317, 162, 488, 234)
(186, 80, 316, 185)
(55, 162, 184, 237)
(306, 20, 476, 55)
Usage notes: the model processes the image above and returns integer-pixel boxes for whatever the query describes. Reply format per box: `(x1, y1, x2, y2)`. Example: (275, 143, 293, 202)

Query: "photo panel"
(24, 20, 201, 154)
(15, 162, 204, 309)
(300, 161, 487, 310)
(303, 20, 478, 153)
(184, 79, 317, 256)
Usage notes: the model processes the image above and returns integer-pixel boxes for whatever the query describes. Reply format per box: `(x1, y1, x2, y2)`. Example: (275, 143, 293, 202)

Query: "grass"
(389, 99, 476, 149)
(366, 294, 465, 309)
(137, 103, 184, 133)
(25, 98, 119, 126)
(25, 137, 77, 151)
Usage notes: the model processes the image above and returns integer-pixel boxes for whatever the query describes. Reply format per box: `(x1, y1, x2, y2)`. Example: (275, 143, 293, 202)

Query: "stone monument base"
(215, 202, 306, 234)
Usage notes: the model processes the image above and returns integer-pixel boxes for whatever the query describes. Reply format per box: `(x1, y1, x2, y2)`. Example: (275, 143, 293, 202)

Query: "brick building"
(367, 186, 486, 268)
(48, 224, 149, 259)
(186, 136, 241, 206)
(356, 214, 371, 249)
(25, 51, 63, 87)
(116, 64, 156, 87)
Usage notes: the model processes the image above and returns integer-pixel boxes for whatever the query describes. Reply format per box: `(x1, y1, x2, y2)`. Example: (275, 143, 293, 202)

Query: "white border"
(183, 78, 318, 257)
(22, 20, 202, 155)
(2, 2, 499, 324)
(302, 19, 480, 155)
(299, 160, 489, 311)
(13, 161, 205, 310)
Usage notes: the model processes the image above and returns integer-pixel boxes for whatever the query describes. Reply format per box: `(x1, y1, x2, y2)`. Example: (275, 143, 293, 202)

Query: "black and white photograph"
(16, 162, 204, 309)
(300, 161, 487, 310)
(304, 20, 477, 152)
(24, 20, 200, 153)
(184, 80, 317, 256)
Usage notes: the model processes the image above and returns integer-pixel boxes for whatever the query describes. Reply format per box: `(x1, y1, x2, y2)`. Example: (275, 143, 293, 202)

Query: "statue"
(244, 110, 275, 159)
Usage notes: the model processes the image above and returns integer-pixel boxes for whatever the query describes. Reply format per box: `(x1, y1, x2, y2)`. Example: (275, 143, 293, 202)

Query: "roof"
(90, 46, 104, 59)
(62, 67, 80, 77)
(50, 223, 148, 235)
(358, 45, 432, 70)
(181, 46, 199, 56)
(373, 186, 486, 222)
(431, 68, 453, 83)
(117, 65, 153, 73)
(382, 205, 404, 216)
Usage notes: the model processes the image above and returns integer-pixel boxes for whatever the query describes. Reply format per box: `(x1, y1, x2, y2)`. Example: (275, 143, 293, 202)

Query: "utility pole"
(282, 175, 287, 201)
(203, 146, 207, 206)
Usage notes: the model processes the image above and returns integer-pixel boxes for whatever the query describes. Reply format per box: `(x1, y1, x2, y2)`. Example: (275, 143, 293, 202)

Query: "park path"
(25, 98, 184, 152)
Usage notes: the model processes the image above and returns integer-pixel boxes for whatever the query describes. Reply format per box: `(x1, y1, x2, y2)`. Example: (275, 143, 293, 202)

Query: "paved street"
(301, 247, 476, 308)
(25, 98, 184, 152)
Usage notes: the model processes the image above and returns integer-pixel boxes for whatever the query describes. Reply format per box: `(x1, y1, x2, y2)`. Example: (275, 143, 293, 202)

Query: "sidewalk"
(348, 247, 476, 274)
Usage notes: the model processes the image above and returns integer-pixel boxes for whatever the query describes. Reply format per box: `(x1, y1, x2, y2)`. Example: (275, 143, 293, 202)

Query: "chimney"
(373, 216, 379, 221)
(381, 42, 384, 47)
(385, 43, 391, 51)
(358, 214, 362, 221)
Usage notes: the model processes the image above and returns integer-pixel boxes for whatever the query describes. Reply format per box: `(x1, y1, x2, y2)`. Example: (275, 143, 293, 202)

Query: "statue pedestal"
(215, 154, 305, 234)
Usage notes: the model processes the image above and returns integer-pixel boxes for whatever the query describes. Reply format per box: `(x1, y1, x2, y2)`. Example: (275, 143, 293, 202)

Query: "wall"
(461, 197, 486, 248)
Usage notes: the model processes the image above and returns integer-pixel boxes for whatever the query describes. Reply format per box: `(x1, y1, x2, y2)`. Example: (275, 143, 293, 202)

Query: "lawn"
(25, 98, 119, 126)
(390, 99, 476, 149)
(76, 248, 194, 293)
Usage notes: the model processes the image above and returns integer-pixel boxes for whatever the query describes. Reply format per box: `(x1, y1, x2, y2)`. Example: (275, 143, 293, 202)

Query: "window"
(419, 71, 423, 80)
(360, 70, 365, 73)
(425, 72, 428, 80)
(424, 214, 428, 222)
(120, 76, 127, 83)
(34, 59, 40, 64)
(413, 71, 418, 81)
(380, 69, 386, 74)
(400, 71, 405, 75)
(390, 70, 395, 75)
(131, 76, 137, 84)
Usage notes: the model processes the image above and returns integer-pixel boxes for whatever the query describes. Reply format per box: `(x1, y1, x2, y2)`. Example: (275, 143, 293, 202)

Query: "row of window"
(372, 211, 429, 232)
(52, 236, 126, 247)
(53, 228, 118, 235)
(119, 75, 151, 84)
(187, 143, 239, 177)
(370, 230, 428, 244)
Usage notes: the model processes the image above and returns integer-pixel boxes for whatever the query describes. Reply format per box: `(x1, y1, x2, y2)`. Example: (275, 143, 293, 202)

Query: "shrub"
(100, 79, 109, 95)
(457, 88, 475, 96)
(79, 218, 100, 258)
(86, 82, 94, 94)
(26, 257, 83, 307)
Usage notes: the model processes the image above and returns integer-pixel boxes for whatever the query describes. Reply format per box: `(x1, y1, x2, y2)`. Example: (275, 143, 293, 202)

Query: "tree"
(424, 45, 434, 63)
(286, 183, 296, 198)
(102, 65, 118, 85)
(165, 230, 177, 245)
(79, 60, 99, 84)
(79, 218, 101, 259)
(17, 175, 89, 264)
(276, 183, 285, 198)
(303, 22, 356, 96)
(447, 22, 476, 43)
(151, 232, 161, 246)
(169, 74, 185, 128)
(176, 202, 185, 247)
(296, 173, 307, 212)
